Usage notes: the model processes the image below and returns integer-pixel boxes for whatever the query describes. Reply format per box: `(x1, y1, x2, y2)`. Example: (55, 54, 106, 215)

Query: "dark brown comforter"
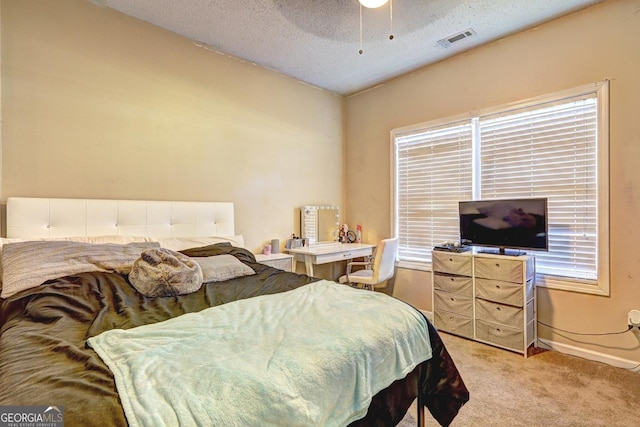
(0, 244, 468, 426)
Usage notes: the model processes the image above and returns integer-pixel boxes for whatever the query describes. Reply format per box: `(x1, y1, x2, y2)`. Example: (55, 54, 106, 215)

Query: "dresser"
(432, 250, 536, 357)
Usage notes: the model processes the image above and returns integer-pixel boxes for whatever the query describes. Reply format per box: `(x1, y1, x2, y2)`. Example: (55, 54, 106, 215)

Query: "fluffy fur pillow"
(129, 248, 203, 297)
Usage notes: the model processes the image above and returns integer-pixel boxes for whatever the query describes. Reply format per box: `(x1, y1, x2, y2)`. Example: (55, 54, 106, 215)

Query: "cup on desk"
(263, 244, 271, 255)
(271, 239, 279, 254)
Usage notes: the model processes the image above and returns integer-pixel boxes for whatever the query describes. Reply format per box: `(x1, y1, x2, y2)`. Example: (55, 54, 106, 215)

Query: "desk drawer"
(314, 247, 372, 264)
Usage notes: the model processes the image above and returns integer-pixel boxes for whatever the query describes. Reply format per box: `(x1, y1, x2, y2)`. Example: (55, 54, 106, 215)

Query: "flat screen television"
(459, 198, 548, 255)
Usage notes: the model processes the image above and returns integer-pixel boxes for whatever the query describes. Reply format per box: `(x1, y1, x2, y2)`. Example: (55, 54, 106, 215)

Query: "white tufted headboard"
(6, 197, 234, 239)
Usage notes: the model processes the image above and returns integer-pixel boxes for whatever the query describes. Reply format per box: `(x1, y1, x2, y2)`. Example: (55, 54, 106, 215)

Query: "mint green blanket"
(87, 280, 432, 427)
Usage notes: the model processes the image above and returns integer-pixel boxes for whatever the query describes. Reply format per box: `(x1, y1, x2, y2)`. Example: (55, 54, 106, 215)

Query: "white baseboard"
(422, 308, 639, 373)
(536, 338, 640, 373)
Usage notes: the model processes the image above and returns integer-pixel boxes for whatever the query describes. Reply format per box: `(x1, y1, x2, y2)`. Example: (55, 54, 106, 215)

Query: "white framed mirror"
(301, 205, 340, 245)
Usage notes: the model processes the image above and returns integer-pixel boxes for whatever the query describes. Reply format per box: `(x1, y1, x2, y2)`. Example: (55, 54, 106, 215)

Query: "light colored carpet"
(399, 333, 640, 426)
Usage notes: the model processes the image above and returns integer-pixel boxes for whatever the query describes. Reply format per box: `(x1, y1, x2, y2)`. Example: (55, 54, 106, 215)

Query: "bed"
(0, 197, 468, 427)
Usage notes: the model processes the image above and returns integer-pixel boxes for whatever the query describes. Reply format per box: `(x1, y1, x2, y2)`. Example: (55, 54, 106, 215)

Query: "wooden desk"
(287, 243, 375, 277)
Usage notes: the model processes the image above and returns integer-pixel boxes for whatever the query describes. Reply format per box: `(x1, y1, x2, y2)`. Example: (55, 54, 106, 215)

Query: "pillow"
(0, 235, 152, 289)
(0, 237, 23, 259)
(129, 248, 203, 297)
(54, 235, 153, 244)
(1, 241, 160, 299)
(153, 235, 245, 251)
(0, 238, 28, 293)
(179, 243, 258, 265)
(194, 255, 255, 283)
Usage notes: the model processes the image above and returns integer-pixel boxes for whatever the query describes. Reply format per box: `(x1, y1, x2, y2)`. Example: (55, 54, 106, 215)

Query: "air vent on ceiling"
(438, 28, 477, 48)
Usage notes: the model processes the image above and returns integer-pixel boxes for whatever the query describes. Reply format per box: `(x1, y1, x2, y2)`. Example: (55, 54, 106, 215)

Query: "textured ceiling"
(93, 0, 602, 95)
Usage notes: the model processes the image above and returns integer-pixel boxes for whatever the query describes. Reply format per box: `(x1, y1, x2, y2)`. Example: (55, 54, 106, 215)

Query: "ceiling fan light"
(359, 0, 389, 8)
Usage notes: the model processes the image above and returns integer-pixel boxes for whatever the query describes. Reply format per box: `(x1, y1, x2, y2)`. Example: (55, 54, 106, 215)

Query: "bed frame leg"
(416, 365, 425, 427)
(416, 401, 424, 427)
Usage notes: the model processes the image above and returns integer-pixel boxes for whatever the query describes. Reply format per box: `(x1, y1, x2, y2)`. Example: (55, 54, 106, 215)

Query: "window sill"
(536, 274, 609, 296)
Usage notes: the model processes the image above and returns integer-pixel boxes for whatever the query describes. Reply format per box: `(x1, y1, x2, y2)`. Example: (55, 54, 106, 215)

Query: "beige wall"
(345, 0, 640, 362)
(2, 0, 639, 363)
(0, 0, 344, 252)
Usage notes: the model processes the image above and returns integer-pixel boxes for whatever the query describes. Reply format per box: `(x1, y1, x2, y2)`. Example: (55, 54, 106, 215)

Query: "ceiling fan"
(357, 0, 393, 54)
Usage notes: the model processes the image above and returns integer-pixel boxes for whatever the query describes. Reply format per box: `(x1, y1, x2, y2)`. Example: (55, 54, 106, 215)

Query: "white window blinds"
(394, 121, 473, 262)
(391, 81, 609, 294)
(479, 95, 598, 281)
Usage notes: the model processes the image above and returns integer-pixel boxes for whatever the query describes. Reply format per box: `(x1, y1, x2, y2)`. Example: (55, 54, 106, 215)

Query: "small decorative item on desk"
(338, 224, 349, 243)
(263, 244, 272, 255)
(356, 225, 362, 243)
(285, 234, 303, 249)
(271, 239, 280, 254)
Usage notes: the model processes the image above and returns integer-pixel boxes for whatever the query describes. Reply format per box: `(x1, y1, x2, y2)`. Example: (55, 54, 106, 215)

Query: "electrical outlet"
(628, 309, 640, 329)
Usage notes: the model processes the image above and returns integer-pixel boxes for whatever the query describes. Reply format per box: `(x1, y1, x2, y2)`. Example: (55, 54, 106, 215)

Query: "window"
(391, 82, 609, 295)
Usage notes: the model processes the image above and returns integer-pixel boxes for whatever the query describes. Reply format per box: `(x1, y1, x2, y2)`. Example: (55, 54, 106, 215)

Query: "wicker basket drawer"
(433, 273, 473, 296)
(476, 319, 523, 351)
(434, 309, 473, 339)
(475, 298, 524, 329)
(475, 278, 524, 307)
(432, 251, 472, 276)
(434, 290, 473, 316)
(475, 257, 525, 283)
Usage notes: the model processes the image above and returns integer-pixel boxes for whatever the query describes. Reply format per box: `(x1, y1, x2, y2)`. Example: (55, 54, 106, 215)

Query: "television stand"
(432, 249, 536, 357)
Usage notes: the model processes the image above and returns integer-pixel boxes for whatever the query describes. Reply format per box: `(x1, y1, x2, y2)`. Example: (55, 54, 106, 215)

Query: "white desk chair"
(338, 237, 399, 291)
